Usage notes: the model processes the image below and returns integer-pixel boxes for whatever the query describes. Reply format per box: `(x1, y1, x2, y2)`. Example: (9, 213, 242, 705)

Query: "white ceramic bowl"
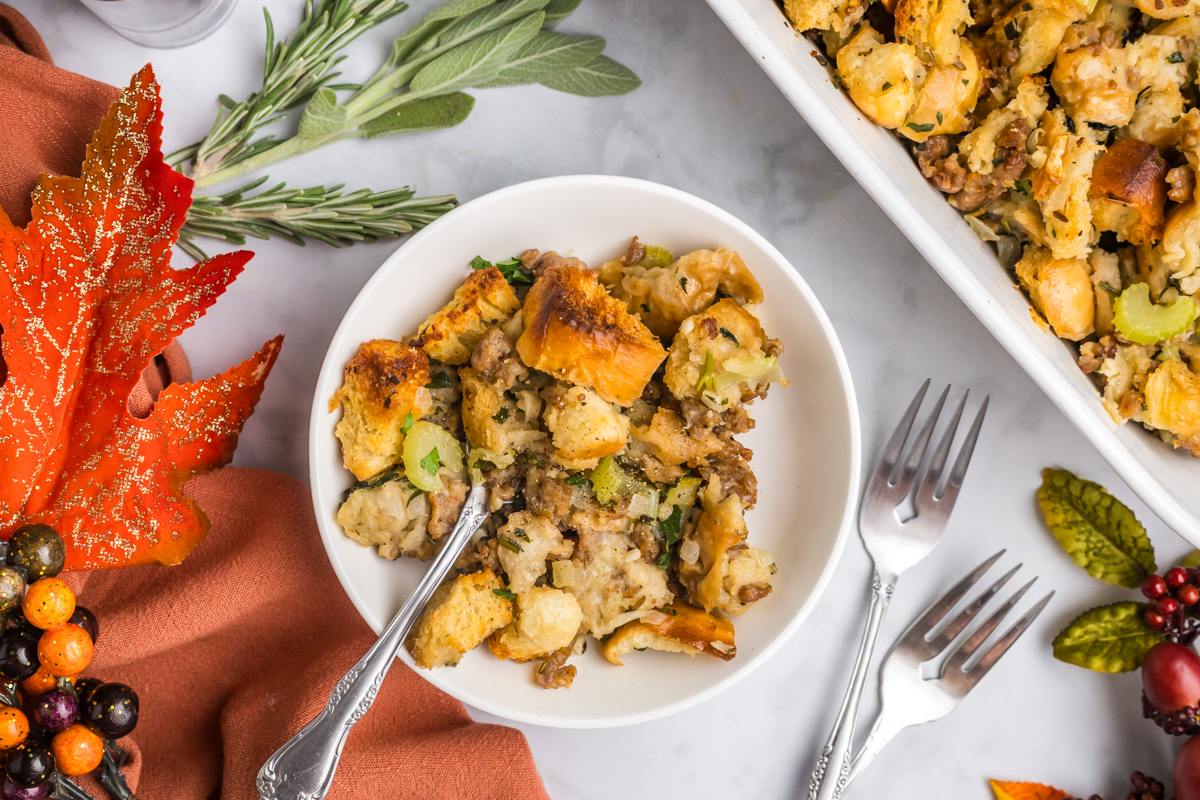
(705, 0, 1200, 542)
(309, 175, 860, 728)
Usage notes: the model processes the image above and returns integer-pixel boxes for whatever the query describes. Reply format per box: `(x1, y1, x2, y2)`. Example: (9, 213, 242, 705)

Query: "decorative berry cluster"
(0, 525, 138, 800)
(1142, 567, 1200, 644)
(1065, 771, 1167, 800)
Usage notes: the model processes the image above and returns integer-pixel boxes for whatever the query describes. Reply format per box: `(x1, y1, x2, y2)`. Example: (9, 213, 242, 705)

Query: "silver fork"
(808, 380, 988, 800)
(844, 553, 1054, 789)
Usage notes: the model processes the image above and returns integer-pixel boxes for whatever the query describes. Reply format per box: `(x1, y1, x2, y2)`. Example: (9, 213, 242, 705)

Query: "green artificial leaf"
(1037, 468, 1156, 588)
(437, 0, 549, 50)
(541, 54, 642, 96)
(298, 88, 348, 138)
(479, 32, 605, 87)
(389, 0, 496, 66)
(543, 0, 583, 27)
(1184, 551, 1200, 568)
(361, 92, 476, 138)
(412, 13, 545, 97)
(1053, 601, 1163, 673)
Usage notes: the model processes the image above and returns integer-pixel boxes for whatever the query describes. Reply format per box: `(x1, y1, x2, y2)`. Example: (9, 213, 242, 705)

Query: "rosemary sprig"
(183, 0, 637, 190)
(177, 177, 457, 259)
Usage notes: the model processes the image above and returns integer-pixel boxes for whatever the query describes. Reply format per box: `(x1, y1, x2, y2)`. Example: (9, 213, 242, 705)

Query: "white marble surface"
(13, 0, 1194, 796)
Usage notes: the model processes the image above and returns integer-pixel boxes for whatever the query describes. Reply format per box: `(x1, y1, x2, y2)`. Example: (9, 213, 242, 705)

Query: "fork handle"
(843, 705, 907, 791)
(806, 572, 896, 800)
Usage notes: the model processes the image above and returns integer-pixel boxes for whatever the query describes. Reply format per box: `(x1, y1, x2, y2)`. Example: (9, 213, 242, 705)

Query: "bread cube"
(495, 511, 574, 594)
(631, 408, 723, 467)
(332, 339, 432, 481)
(488, 586, 584, 663)
(459, 367, 546, 455)
(407, 569, 513, 669)
(415, 268, 521, 365)
(516, 262, 667, 407)
(663, 299, 774, 410)
(677, 493, 748, 613)
(542, 385, 630, 470)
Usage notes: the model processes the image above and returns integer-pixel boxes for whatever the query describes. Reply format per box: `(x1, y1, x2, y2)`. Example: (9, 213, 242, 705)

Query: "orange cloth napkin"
(0, 5, 550, 797)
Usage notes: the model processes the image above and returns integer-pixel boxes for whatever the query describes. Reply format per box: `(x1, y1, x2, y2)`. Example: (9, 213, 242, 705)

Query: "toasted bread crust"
(333, 339, 432, 481)
(407, 569, 513, 669)
(601, 602, 736, 665)
(516, 262, 667, 406)
(1089, 138, 1169, 245)
(416, 268, 521, 365)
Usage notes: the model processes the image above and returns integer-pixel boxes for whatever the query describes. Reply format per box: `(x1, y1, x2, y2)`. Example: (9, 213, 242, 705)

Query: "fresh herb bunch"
(174, 0, 640, 257)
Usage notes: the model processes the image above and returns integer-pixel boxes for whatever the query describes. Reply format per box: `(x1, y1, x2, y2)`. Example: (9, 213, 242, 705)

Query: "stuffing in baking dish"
(330, 240, 788, 688)
(786, 0, 1200, 455)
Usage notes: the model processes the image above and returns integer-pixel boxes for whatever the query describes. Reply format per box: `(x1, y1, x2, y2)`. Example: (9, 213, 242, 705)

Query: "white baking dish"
(705, 0, 1200, 541)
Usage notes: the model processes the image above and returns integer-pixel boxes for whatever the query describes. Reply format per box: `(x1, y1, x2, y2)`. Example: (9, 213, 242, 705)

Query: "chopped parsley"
(492, 407, 509, 424)
(420, 447, 440, 475)
(1064, 116, 1076, 133)
(1169, 51, 1185, 64)
(679, 276, 689, 292)
(907, 122, 935, 133)
(402, 413, 414, 434)
(720, 327, 739, 345)
(1087, 122, 1116, 132)
(656, 551, 672, 570)
(565, 473, 588, 486)
(1013, 179, 1032, 197)
(1004, 20, 1019, 39)
(936, 111, 943, 125)
(493, 588, 517, 600)
(660, 505, 684, 545)
(426, 372, 453, 390)
(663, 606, 677, 616)
(498, 536, 523, 553)
(472, 254, 532, 286)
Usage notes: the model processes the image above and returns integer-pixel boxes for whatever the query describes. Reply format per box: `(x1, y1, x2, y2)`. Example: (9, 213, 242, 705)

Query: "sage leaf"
(389, 0, 495, 66)
(437, 0, 549, 50)
(541, 54, 642, 96)
(544, 0, 584, 27)
(412, 13, 544, 97)
(1053, 601, 1162, 672)
(479, 32, 605, 87)
(361, 92, 476, 138)
(1037, 467, 1156, 588)
(298, 88, 348, 138)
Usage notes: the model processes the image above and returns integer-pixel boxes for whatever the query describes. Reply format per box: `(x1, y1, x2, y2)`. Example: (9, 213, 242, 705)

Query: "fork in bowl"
(808, 380, 988, 800)
(843, 552, 1054, 789)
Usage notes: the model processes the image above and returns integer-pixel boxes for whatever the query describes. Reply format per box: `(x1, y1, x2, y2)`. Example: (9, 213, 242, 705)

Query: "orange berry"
(19, 667, 60, 698)
(37, 624, 92, 677)
(52, 724, 103, 775)
(22, 578, 75, 630)
(0, 706, 29, 750)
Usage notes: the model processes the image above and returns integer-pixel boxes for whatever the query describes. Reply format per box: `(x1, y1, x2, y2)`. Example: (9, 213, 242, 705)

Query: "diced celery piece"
(588, 455, 628, 505)
(723, 355, 778, 378)
(627, 490, 658, 520)
(551, 560, 577, 588)
(467, 447, 515, 484)
(712, 371, 745, 392)
(637, 245, 675, 269)
(402, 421, 464, 493)
(662, 476, 701, 513)
(1113, 283, 1197, 345)
(696, 350, 715, 392)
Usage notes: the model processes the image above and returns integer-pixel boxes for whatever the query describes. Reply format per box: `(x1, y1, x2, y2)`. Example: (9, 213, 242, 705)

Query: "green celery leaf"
(541, 54, 642, 96)
(298, 88, 348, 138)
(361, 92, 476, 138)
(412, 13, 544, 97)
(1053, 601, 1162, 672)
(479, 31, 605, 87)
(1037, 467, 1156, 588)
(543, 0, 583, 27)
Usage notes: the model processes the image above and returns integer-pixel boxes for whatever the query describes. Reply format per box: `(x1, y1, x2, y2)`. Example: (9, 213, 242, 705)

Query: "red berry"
(1144, 574, 1170, 599)
(1175, 734, 1200, 800)
(1159, 597, 1181, 616)
(1182, 586, 1200, 607)
(1147, 610, 1167, 629)
(1168, 568, 1190, 588)
(1144, 642, 1200, 713)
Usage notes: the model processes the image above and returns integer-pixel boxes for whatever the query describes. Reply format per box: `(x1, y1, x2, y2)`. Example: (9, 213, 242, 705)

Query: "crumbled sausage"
(918, 136, 968, 194)
(621, 236, 645, 267)
(949, 120, 1031, 212)
(428, 478, 469, 540)
(524, 466, 574, 526)
(534, 647, 576, 689)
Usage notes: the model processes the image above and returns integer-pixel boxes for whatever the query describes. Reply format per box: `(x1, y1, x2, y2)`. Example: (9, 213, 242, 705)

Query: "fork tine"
(963, 590, 1055, 683)
(927, 396, 988, 511)
(895, 551, 1005, 657)
(942, 577, 1035, 674)
(916, 391, 968, 507)
(892, 385, 950, 496)
(875, 379, 931, 477)
(925, 563, 1021, 653)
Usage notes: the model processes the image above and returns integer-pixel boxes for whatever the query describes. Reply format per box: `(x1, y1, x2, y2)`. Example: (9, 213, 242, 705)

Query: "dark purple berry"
(32, 689, 75, 733)
(4, 743, 53, 788)
(66, 607, 97, 645)
(0, 778, 48, 800)
(82, 683, 138, 739)
(5, 527, 63, 583)
(0, 632, 38, 681)
(72, 677, 102, 707)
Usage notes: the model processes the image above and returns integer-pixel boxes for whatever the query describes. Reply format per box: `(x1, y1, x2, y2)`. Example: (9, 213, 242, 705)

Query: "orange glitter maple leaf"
(0, 64, 282, 569)
(990, 779, 1072, 800)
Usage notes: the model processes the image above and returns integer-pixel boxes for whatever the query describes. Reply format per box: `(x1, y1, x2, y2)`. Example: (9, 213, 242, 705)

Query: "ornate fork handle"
(257, 484, 490, 800)
(807, 572, 895, 800)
